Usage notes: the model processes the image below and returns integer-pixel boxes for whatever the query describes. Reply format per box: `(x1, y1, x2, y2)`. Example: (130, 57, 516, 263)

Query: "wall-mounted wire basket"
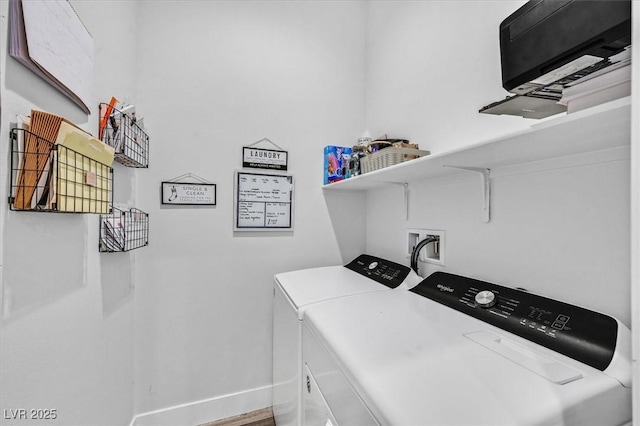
(99, 207, 149, 252)
(99, 103, 149, 168)
(9, 128, 114, 213)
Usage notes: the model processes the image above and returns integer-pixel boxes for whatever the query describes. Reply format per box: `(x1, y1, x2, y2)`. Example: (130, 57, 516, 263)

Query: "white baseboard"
(130, 385, 272, 426)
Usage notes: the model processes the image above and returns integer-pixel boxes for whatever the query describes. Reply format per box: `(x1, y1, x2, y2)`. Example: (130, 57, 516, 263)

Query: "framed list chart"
(234, 172, 293, 231)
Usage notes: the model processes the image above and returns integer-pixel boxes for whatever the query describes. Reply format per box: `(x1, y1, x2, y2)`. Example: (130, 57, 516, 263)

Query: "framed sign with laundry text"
(234, 171, 293, 231)
(161, 182, 216, 205)
(242, 147, 288, 171)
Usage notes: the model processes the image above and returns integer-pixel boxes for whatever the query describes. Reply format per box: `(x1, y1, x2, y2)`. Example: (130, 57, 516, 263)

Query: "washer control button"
(368, 261, 379, 270)
(475, 290, 497, 308)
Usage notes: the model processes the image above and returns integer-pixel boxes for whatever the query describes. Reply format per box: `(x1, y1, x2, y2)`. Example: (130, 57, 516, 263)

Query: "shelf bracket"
(444, 166, 491, 223)
(389, 182, 409, 220)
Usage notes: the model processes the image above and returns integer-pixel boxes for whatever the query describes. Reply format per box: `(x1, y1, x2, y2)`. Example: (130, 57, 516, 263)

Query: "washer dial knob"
(475, 290, 497, 308)
(368, 261, 379, 270)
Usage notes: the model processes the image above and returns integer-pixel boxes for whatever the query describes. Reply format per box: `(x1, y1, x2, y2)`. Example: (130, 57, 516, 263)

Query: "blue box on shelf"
(323, 145, 352, 185)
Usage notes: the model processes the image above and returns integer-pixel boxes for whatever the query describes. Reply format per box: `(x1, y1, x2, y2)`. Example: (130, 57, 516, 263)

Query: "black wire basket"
(9, 128, 113, 213)
(99, 207, 149, 252)
(99, 103, 149, 168)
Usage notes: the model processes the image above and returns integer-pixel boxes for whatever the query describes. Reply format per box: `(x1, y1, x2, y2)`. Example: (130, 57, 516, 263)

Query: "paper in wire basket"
(361, 147, 430, 174)
(99, 207, 149, 252)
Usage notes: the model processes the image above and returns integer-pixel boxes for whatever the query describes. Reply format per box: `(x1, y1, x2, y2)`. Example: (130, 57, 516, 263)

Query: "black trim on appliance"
(411, 272, 618, 371)
(344, 254, 411, 288)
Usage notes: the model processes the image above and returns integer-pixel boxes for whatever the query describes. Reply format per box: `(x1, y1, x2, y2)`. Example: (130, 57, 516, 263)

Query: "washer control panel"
(344, 254, 412, 288)
(411, 272, 618, 371)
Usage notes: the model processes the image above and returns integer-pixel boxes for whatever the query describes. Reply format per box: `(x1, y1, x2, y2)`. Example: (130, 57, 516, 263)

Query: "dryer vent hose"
(411, 236, 439, 275)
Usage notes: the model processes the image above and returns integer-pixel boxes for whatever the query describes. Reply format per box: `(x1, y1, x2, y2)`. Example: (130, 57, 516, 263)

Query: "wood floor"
(199, 407, 275, 426)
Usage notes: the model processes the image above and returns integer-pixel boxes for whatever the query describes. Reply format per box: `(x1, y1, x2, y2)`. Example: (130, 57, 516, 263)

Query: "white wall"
(366, 148, 631, 325)
(131, 1, 366, 423)
(365, 0, 530, 153)
(362, 1, 632, 326)
(0, 1, 138, 425)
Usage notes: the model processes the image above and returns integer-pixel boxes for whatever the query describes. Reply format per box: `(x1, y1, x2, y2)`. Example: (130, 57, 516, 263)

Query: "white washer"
(272, 254, 421, 426)
(303, 271, 632, 425)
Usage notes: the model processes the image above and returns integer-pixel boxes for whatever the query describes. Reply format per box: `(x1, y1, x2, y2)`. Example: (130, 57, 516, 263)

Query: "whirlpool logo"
(436, 284, 454, 292)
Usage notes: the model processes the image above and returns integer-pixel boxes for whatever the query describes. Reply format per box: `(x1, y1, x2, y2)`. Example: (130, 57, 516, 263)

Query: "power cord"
(410, 236, 439, 275)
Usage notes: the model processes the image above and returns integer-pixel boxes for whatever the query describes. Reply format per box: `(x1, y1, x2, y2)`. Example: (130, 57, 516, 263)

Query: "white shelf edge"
(323, 96, 631, 192)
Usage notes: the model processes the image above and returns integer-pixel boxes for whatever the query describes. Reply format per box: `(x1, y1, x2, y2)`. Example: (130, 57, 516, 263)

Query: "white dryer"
(303, 271, 632, 425)
(272, 254, 421, 426)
